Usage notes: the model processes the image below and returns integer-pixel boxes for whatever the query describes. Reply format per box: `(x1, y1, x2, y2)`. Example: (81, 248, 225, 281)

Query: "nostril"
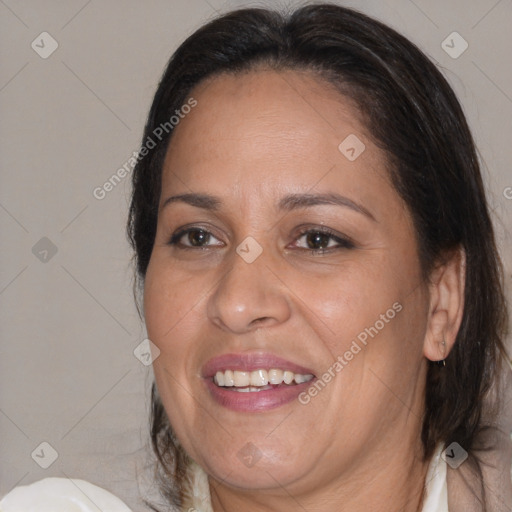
(250, 316, 271, 327)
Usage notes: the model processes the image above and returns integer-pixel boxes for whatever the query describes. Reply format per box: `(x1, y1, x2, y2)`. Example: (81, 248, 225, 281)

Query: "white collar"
(421, 444, 449, 512)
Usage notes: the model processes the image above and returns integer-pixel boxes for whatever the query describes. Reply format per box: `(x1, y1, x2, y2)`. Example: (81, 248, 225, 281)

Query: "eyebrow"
(161, 193, 221, 211)
(278, 192, 375, 221)
(161, 192, 375, 221)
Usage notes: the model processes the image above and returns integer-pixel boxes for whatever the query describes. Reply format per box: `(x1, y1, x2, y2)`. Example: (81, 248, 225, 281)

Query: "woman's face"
(144, 69, 431, 494)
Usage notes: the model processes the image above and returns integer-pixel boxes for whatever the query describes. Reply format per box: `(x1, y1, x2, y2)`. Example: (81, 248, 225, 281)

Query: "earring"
(436, 338, 446, 367)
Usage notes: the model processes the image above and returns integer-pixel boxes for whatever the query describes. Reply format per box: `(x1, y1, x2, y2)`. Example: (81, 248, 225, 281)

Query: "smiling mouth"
(213, 368, 314, 392)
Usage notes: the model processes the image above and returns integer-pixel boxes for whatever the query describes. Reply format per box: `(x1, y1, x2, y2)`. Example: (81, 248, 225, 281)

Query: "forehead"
(161, 69, 392, 207)
(168, 69, 365, 156)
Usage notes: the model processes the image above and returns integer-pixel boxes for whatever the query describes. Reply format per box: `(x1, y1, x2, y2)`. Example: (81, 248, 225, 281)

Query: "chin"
(197, 440, 310, 490)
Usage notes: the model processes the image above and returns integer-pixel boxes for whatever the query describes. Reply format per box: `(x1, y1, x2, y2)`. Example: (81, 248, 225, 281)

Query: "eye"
(293, 228, 355, 253)
(168, 227, 223, 249)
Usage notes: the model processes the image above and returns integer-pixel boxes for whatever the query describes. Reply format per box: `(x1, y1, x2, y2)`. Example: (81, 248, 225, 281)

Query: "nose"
(206, 246, 291, 334)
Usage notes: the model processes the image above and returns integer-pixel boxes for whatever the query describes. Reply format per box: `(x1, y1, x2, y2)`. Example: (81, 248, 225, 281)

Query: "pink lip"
(204, 379, 315, 412)
(201, 352, 316, 413)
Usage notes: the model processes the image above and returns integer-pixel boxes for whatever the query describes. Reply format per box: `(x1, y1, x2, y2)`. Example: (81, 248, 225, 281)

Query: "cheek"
(143, 258, 204, 345)
(288, 250, 425, 383)
(143, 262, 206, 440)
(288, 257, 401, 342)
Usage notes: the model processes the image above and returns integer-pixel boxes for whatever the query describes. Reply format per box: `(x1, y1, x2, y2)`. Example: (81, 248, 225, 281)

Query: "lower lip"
(204, 378, 315, 412)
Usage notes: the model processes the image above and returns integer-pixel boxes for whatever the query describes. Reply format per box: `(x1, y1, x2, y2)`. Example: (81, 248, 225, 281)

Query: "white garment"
(0, 477, 132, 512)
(421, 445, 449, 512)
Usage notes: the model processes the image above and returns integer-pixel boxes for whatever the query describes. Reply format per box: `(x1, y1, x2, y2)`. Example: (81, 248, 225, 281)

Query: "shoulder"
(0, 477, 132, 511)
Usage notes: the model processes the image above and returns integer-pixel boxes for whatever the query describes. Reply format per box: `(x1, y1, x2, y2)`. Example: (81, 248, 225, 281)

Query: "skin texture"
(143, 69, 465, 512)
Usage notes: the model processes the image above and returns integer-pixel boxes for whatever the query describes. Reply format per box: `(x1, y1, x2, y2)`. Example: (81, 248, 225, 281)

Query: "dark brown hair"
(127, 3, 509, 509)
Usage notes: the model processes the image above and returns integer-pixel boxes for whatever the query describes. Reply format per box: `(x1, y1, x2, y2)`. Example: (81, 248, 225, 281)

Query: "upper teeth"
(213, 369, 314, 387)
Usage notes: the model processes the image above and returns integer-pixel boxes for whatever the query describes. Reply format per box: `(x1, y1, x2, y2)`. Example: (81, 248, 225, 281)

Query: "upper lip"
(202, 352, 316, 378)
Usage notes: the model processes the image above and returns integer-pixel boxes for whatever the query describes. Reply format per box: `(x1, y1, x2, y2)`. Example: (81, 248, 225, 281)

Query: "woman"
(128, 3, 511, 511)
(1, 3, 510, 512)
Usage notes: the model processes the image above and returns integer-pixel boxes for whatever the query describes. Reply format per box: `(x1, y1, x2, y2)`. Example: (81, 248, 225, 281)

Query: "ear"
(423, 247, 466, 362)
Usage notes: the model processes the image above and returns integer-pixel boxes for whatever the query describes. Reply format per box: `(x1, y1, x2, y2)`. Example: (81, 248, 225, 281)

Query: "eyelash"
(294, 226, 355, 253)
(167, 226, 355, 254)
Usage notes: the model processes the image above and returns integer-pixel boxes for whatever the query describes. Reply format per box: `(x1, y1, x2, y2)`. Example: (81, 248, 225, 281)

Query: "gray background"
(1, 0, 511, 510)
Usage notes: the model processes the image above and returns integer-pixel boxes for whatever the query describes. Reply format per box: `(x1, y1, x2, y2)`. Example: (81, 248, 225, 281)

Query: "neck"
(209, 433, 431, 512)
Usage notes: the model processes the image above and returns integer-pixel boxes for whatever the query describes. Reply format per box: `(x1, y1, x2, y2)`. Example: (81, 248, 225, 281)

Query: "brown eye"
(305, 232, 331, 250)
(293, 228, 355, 252)
(187, 229, 210, 246)
(168, 227, 223, 249)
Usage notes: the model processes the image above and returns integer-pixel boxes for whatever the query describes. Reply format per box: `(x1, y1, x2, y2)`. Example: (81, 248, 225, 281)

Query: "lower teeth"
(230, 385, 274, 392)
